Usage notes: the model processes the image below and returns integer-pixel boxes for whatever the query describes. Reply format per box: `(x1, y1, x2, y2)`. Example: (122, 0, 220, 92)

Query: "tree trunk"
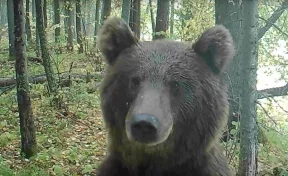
(153, 0, 170, 40)
(7, 0, 15, 59)
(170, 0, 174, 36)
(25, 0, 32, 44)
(35, 27, 41, 57)
(76, 0, 83, 53)
(66, 0, 74, 51)
(13, 0, 37, 159)
(148, 0, 155, 36)
(43, 0, 48, 28)
(238, 0, 258, 175)
(93, 0, 101, 47)
(129, 0, 141, 38)
(32, 0, 36, 21)
(87, 0, 94, 37)
(0, 1, 1, 41)
(82, 0, 88, 37)
(101, 0, 111, 23)
(35, 0, 59, 106)
(215, 0, 242, 142)
(54, 0, 60, 43)
(121, 0, 131, 23)
(0, 1, 7, 25)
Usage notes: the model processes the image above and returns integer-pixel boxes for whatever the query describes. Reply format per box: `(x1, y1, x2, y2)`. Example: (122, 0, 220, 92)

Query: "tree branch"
(258, 0, 288, 40)
(258, 16, 288, 38)
(257, 83, 288, 99)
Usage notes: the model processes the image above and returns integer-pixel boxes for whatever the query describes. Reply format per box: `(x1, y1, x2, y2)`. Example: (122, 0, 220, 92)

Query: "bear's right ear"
(97, 17, 138, 65)
(192, 25, 235, 74)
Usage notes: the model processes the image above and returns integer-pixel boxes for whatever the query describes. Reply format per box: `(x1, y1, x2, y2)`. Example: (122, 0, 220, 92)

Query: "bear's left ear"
(192, 25, 235, 74)
(97, 17, 138, 65)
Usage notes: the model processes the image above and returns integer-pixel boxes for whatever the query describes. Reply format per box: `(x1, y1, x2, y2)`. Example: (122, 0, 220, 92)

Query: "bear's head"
(98, 17, 235, 153)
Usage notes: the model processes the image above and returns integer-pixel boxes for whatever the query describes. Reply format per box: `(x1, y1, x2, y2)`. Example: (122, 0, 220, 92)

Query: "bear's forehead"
(115, 41, 201, 80)
(121, 41, 194, 66)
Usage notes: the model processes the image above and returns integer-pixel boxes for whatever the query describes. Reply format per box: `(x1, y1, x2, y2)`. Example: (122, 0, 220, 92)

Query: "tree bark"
(129, 0, 141, 38)
(7, 0, 15, 59)
(35, 0, 58, 100)
(43, 0, 48, 28)
(0, 1, 7, 25)
(35, 27, 41, 57)
(54, 0, 61, 43)
(76, 0, 83, 53)
(238, 0, 258, 175)
(32, 0, 36, 21)
(215, 0, 242, 142)
(93, 0, 101, 46)
(65, 0, 74, 51)
(153, 0, 170, 40)
(13, 0, 37, 159)
(121, 0, 131, 23)
(170, 0, 175, 36)
(148, 0, 155, 35)
(25, 0, 32, 44)
(101, 0, 111, 23)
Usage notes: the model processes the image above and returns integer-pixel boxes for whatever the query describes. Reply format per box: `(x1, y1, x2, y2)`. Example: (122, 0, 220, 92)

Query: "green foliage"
(173, 0, 214, 41)
(0, 156, 48, 176)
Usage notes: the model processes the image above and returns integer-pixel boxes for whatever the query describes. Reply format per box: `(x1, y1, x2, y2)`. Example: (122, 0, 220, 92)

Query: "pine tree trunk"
(25, 0, 32, 44)
(93, 0, 101, 46)
(121, 0, 131, 23)
(13, 0, 37, 159)
(153, 0, 170, 40)
(54, 0, 60, 42)
(238, 0, 258, 175)
(76, 0, 83, 53)
(7, 0, 15, 59)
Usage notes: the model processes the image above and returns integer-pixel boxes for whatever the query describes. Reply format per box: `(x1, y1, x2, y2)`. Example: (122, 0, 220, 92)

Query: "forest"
(0, 0, 288, 175)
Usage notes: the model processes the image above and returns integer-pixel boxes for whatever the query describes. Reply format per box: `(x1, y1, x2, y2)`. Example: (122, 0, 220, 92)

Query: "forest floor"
(0, 46, 108, 175)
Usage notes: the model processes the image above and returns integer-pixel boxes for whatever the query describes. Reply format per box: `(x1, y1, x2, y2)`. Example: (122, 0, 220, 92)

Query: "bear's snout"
(130, 113, 159, 143)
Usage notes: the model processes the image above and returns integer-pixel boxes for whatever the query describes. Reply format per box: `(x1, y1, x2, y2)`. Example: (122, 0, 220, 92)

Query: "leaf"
(0, 120, 8, 128)
(53, 165, 64, 176)
(82, 164, 94, 174)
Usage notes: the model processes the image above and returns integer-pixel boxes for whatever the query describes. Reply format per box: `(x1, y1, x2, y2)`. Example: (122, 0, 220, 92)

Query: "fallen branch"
(0, 72, 103, 87)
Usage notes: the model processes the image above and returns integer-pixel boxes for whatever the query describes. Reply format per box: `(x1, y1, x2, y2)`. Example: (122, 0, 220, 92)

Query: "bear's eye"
(169, 81, 180, 94)
(130, 76, 141, 88)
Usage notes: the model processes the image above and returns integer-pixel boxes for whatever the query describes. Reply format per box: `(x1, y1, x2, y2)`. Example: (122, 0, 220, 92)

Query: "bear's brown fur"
(96, 17, 235, 176)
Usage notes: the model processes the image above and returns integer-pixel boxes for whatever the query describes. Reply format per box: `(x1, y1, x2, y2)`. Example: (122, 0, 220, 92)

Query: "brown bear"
(96, 17, 235, 176)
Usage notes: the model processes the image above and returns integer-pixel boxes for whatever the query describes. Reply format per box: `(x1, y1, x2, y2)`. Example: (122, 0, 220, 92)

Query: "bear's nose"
(130, 114, 159, 143)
